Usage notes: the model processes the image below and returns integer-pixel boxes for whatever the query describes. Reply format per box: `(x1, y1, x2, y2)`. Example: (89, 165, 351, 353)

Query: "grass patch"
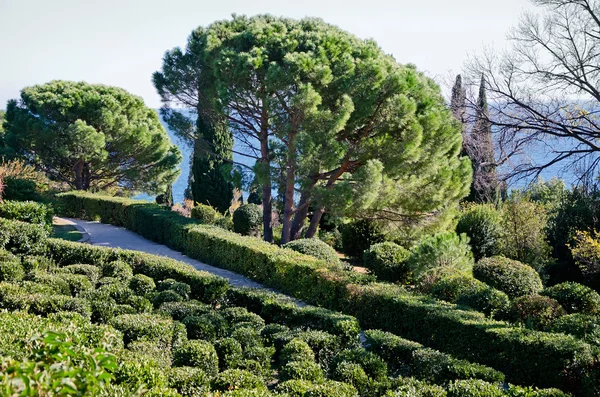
(51, 224, 82, 242)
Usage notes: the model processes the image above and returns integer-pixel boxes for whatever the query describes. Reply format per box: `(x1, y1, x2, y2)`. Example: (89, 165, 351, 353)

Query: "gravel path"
(58, 217, 269, 290)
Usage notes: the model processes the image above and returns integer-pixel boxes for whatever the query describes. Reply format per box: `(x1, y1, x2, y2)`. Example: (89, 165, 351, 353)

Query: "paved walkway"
(58, 217, 269, 290)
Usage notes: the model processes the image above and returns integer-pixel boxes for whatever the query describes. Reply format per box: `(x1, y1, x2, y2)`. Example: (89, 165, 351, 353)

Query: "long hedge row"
(58, 192, 600, 395)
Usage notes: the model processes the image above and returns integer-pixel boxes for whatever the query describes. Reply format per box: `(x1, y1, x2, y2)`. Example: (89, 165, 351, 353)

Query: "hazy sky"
(0, 0, 531, 109)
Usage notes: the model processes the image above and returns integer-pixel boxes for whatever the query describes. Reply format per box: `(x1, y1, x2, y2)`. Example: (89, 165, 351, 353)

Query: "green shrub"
(541, 282, 600, 314)
(0, 200, 53, 227)
(2, 177, 39, 201)
(385, 377, 447, 397)
(158, 301, 210, 321)
(456, 203, 502, 261)
(168, 366, 209, 396)
(215, 215, 234, 231)
(430, 274, 483, 303)
(280, 339, 315, 365)
(62, 264, 102, 285)
(304, 380, 359, 397)
(505, 385, 571, 396)
(173, 340, 218, 376)
(509, 295, 566, 329)
(446, 379, 503, 397)
(331, 348, 387, 381)
(153, 290, 184, 308)
(109, 313, 176, 346)
(233, 204, 262, 237)
(341, 219, 386, 258)
(275, 330, 341, 370)
(280, 360, 325, 382)
(129, 273, 156, 296)
(0, 218, 48, 254)
(283, 238, 340, 265)
(21, 255, 57, 273)
(182, 312, 228, 341)
(0, 250, 24, 282)
(332, 361, 370, 395)
(474, 256, 543, 298)
(548, 314, 600, 345)
(363, 242, 411, 283)
(211, 369, 266, 391)
(128, 340, 172, 368)
(222, 306, 265, 329)
(215, 337, 244, 370)
(406, 232, 474, 281)
(102, 260, 133, 280)
(191, 204, 218, 225)
(114, 354, 168, 391)
(157, 278, 192, 299)
(28, 270, 72, 295)
(457, 287, 510, 319)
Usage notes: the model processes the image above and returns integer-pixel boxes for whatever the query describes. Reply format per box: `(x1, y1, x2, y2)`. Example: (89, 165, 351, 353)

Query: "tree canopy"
(3, 81, 181, 193)
(162, 15, 471, 242)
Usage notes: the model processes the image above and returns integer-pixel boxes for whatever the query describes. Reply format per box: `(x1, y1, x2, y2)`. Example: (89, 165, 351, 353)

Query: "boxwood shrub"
(233, 204, 262, 237)
(363, 242, 411, 283)
(283, 238, 341, 265)
(0, 200, 53, 227)
(191, 204, 218, 225)
(0, 250, 24, 282)
(541, 282, 600, 315)
(509, 295, 566, 330)
(172, 340, 218, 376)
(211, 368, 266, 391)
(474, 256, 543, 298)
(0, 218, 49, 255)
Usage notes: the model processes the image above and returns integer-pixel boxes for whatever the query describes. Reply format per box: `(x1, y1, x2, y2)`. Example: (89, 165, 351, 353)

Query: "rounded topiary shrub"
(363, 242, 410, 283)
(280, 339, 315, 365)
(167, 366, 210, 395)
(215, 337, 244, 370)
(548, 313, 600, 343)
(153, 290, 184, 308)
(191, 204, 219, 225)
(541, 282, 600, 314)
(341, 219, 386, 258)
(446, 379, 503, 397)
(0, 250, 24, 282)
(406, 232, 474, 281)
(129, 274, 156, 296)
(279, 360, 325, 382)
(456, 203, 503, 261)
(173, 340, 219, 376)
(332, 361, 370, 395)
(157, 278, 191, 299)
(283, 238, 340, 264)
(211, 369, 266, 391)
(102, 260, 133, 280)
(474, 256, 543, 298)
(62, 264, 102, 285)
(430, 274, 483, 303)
(457, 286, 511, 318)
(509, 295, 566, 329)
(233, 204, 262, 237)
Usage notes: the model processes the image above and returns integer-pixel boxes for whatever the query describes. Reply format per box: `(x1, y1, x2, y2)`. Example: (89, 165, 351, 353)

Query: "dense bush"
(109, 313, 177, 346)
(406, 232, 474, 281)
(0, 250, 24, 282)
(212, 369, 266, 391)
(363, 242, 411, 283)
(446, 379, 503, 397)
(215, 337, 244, 370)
(168, 366, 210, 395)
(341, 219, 386, 258)
(173, 340, 219, 376)
(191, 204, 219, 225)
(547, 314, 600, 346)
(102, 260, 133, 280)
(0, 200, 53, 227)
(474, 256, 543, 298)
(0, 218, 49, 254)
(283, 238, 340, 265)
(456, 203, 503, 261)
(280, 360, 325, 382)
(281, 339, 315, 365)
(509, 295, 566, 329)
(63, 264, 102, 285)
(569, 230, 600, 286)
(1, 177, 40, 201)
(233, 204, 262, 237)
(129, 273, 156, 296)
(541, 282, 600, 314)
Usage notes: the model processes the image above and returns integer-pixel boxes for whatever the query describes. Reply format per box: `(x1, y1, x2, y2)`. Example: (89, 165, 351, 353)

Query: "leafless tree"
(467, 0, 600, 184)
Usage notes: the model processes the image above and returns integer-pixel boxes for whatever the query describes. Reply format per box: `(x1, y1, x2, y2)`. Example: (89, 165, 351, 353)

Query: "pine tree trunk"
(280, 134, 297, 244)
(259, 103, 273, 243)
(305, 205, 325, 238)
(290, 179, 317, 240)
(74, 158, 84, 190)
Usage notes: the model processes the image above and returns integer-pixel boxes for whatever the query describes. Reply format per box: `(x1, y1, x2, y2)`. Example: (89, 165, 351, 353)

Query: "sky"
(0, 0, 531, 109)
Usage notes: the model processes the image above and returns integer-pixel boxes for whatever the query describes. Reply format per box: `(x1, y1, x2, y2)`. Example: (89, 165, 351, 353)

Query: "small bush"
(406, 232, 474, 281)
(280, 339, 315, 365)
(0, 250, 24, 282)
(62, 264, 102, 285)
(109, 313, 175, 346)
(0, 218, 48, 255)
(456, 203, 502, 261)
(457, 287, 510, 318)
(211, 369, 266, 391)
(363, 242, 411, 283)
(21, 255, 57, 273)
(547, 313, 600, 345)
(331, 348, 387, 382)
(158, 301, 210, 321)
(474, 256, 543, 298)
(153, 290, 184, 308)
(101, 260, 133, 280)
(173, 340, 218, 376)
(215, 337, 244, 370)
(233, 204, 262, 237)
(191, 204, 219, 225)
(129, 274, 156, 296)
(280, 360, 325, 382)
(541, 282, 600, 314)
(385, 377, 447, 397)
(509, 295, 566, 329)
(0, 200, 53, 227)
(331, 361, 370, 395)
(222, 306, 265, 329)
(341, 219, 386, 258)
(446, 379, 503, 397)
(182, 312, 229, 342)
(157, 278, 191, 299)
(168, 366, 210, 396)
(283, 238, 340, 265)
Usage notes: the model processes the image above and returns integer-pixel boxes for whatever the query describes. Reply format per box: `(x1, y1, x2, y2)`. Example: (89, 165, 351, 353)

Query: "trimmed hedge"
(283, 238, 341, 265)
(474, 256, 543, 298)
(0, 218, 49, 255)
(57, 192, 600, 395)
(541, 282, 600, 315)
(0, 200, 53, 227)
(363, 242, 410, 283)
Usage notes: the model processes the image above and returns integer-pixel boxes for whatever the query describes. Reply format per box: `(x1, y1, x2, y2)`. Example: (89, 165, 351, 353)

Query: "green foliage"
(215, 338, 244, 370)
(541, 282, 600, 314)
(446, 379, 503, 397)
(168, 366, 209, 396)
(384, 377, 447, 397)
(341, 219, 387, 258)
(283, 238, 340, 265)
(63, 264, 102, 285)
(0, 331, 117, 396)
(102, 260, 133, 280)
(0, 250, 24, 282)
(233, 204, 262, 237)
(406, 232, 474, 281)
(211, 369, 266, 391)
(172, 340, 219, 376)
(1, 177, 40, 202)
(569, 230, 600, 286)
(129, 274, 156, 296)
(363, 242, 411, 283)
(191, 204, 219, 225)
(281, 339, 315, 365)
(109, 313, 176, 346)
(456, 203, 502, 261)
(500, 195, 552, 273)
(4, 80, 181, 193)
(474, 256, 543, 298)
(280, 360, 325, 382)
(330, 348, 388, 382)
(277, 379, 359, 397)
(547, 314, 600, 346)
(157, 278, 192, 299)
(0, 200, 53, 227)
(509, 295, 566, 329)
(0, 218, 49, 255)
